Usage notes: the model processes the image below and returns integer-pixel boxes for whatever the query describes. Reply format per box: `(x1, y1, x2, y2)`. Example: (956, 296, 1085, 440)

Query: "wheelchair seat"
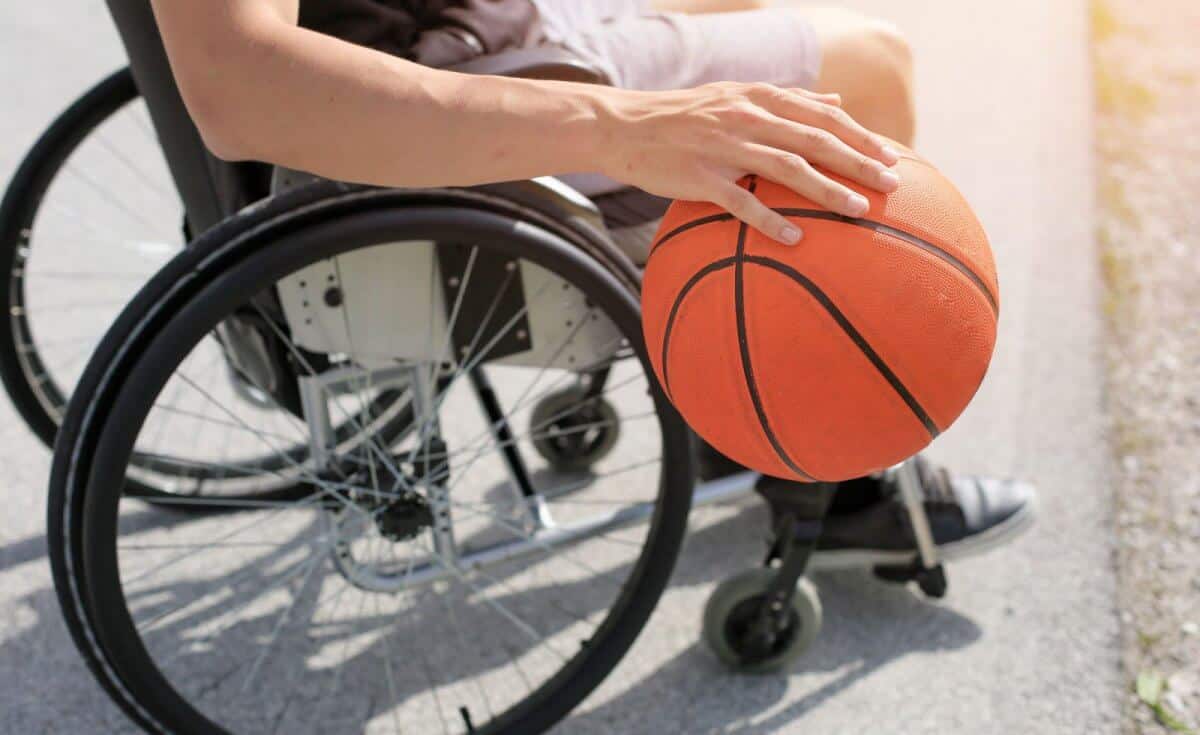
(272, 163, 670, 269)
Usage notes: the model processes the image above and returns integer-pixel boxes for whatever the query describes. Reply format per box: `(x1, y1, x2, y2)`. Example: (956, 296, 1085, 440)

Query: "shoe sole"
(808, 488, 1039, 571)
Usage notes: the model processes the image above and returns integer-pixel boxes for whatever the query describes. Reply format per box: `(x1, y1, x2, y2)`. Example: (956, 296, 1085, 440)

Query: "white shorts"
(526, 0, 823, 91)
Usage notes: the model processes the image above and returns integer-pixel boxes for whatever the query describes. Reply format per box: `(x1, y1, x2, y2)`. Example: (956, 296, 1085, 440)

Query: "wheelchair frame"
(14, 2, 951, 732)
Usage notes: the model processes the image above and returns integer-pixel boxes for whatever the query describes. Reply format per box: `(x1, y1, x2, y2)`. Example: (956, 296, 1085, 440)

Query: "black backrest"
(106, 0, 268, 234)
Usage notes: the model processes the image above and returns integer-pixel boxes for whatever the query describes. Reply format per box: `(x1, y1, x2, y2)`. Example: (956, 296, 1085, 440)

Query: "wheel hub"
(329, 445, 445, 592)
(544, 409, 606, 454)
(725, 595, 800, 665)
(530, 388, 620, 472)
(329, 498, 431, 593)
(375, 494, 434, 542)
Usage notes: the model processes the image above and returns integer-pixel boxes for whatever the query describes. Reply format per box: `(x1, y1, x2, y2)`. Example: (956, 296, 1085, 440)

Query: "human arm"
(152, 0, 900, 244)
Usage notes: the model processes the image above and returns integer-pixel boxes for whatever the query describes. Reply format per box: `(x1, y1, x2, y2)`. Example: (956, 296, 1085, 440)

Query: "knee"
(858, 18, 913, 73)
(861, 21, 915, 137)
(652, 0, 769, 12)
(859, 19, 914, 105)
(809, 9, 916, 144)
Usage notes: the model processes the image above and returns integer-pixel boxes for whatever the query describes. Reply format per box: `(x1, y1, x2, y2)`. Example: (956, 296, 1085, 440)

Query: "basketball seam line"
(733, 178, 818, 482)
(650, 209, 998, 315)
(648, 213, 732, 257)
(659, 257, 737, 399)
(743, 255, 942, 440)
(772, 208, 998, 313)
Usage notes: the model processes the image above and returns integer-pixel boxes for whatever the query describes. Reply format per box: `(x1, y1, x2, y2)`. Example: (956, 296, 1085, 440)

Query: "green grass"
(1136, 671, 1197, 734)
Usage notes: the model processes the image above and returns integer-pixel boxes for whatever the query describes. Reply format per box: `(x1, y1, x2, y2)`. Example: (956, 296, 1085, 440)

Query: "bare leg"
(793, 6, 917, 146)
(651, 0, 770, 13)
(651, 3, 916, 144)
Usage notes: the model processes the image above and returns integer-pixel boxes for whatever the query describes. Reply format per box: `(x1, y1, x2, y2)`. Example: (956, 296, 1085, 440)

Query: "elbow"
(152, 1, 293, 163)
(179, 80, 263, 162)
(199, 121, 259, 163)
(194, 113, 253, 163)
(170, 37, 283, 162)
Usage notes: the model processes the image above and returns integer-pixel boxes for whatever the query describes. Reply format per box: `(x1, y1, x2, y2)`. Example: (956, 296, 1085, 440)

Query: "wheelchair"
(3, 2, 948, 732)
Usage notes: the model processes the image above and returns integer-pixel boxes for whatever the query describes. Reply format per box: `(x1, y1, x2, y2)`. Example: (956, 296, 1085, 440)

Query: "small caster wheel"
(703, 568, 822, 674)
(915, 564, 948, 598)
(529, 387, 619, 472)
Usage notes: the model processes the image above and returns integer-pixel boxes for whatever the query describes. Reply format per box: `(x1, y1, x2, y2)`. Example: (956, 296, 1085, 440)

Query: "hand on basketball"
(598, 82, 901, 244)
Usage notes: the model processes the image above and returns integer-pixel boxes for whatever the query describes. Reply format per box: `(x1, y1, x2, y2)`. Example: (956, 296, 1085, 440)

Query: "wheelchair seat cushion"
(271, 165, 668, 267)
(591, 186, 670, 266)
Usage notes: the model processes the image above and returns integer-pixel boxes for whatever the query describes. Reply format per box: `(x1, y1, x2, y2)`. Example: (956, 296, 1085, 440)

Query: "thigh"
(794, 5, 910, 93)
(530, 0, 650, 30)
(548, 8, 822, 91)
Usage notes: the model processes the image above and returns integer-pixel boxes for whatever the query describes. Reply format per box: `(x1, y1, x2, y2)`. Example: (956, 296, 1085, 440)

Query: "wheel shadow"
(562, 573, 982, 734)
(0, 485, 981, 734)
(0, 586, 142, 732)
(0, 503, 194, 575)
(9, 499, 652, 733)
(562, 503, 984, 734)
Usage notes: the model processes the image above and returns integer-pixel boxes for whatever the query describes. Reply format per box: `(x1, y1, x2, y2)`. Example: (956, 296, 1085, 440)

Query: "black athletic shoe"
(809, 457, 1038, 569)
(695, 441, 1037, 567)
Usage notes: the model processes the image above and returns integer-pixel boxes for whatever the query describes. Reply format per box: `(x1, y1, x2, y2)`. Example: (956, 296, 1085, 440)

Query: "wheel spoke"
(59, 216, 682, 732)
(239, 548, 325, 694)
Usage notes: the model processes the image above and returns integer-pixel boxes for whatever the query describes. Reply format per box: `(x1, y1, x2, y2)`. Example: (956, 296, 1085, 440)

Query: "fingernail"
(781, 226, 802, 244)
(879, 169, 901, 191)
(880, 145, 900, 164)
(846, 193, 870, 216)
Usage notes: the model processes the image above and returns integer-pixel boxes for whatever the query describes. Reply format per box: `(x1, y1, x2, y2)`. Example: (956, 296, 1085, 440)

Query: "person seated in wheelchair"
(151, 0, 1035, 566)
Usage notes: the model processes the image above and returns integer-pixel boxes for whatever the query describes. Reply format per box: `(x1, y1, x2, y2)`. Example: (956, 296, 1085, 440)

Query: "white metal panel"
(276, 241, 621, 371)
(277, 240, 448, 368)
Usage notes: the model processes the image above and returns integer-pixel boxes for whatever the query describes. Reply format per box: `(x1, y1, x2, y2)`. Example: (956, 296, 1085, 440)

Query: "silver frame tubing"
(298, 363, 755, 590)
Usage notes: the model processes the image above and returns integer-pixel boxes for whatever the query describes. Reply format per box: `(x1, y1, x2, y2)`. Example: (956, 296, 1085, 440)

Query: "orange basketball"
(642, 157, 999, 482)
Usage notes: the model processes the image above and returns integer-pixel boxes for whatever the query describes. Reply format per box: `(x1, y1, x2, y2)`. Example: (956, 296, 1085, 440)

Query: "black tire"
(702, 569, 822, 674)
(0, 68, 138, 446)
(0, 70, 407, 503)
(50, 181, 693, 734)
(529, 387, 620, 472)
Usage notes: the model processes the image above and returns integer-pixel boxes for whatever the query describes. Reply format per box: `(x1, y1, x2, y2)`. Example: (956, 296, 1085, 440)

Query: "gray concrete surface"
(0, 1, 1121, 733)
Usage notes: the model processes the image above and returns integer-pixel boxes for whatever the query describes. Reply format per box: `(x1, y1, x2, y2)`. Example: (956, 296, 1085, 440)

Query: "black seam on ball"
(733, 178, 818, 482)
(651, 213, 735, 253)
(771, 208, 998, 314)
(650, 208, 997, 316)
(659, 257, 737, 398)
(743, 255, 941, 439)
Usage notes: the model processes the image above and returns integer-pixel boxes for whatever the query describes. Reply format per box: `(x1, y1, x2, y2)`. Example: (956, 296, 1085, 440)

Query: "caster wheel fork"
(703, 480, 837, 673)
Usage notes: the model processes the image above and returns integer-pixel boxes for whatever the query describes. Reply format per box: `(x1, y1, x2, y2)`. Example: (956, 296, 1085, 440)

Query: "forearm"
(162, 10, 617, 186)
(153, 0, 900, 246)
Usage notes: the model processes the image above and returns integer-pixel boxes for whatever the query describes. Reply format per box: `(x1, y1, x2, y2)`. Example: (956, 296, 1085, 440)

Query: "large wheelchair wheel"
(0, 68, 161, 446)
(0, 69, 406, 501)
(49, 182, 692, 734)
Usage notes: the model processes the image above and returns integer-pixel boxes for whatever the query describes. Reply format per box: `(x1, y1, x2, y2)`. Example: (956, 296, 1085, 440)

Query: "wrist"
(563, 83, 640, 177)
(442, 71, 640, 181)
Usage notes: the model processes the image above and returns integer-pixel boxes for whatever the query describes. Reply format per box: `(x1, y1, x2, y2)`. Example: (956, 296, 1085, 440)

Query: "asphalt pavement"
(0, 2, 1120, 733)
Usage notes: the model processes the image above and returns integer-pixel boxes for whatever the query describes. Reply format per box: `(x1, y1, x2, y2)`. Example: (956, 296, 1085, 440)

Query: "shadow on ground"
(564, 505, 982, 734)
(0, 494, 980, 733)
